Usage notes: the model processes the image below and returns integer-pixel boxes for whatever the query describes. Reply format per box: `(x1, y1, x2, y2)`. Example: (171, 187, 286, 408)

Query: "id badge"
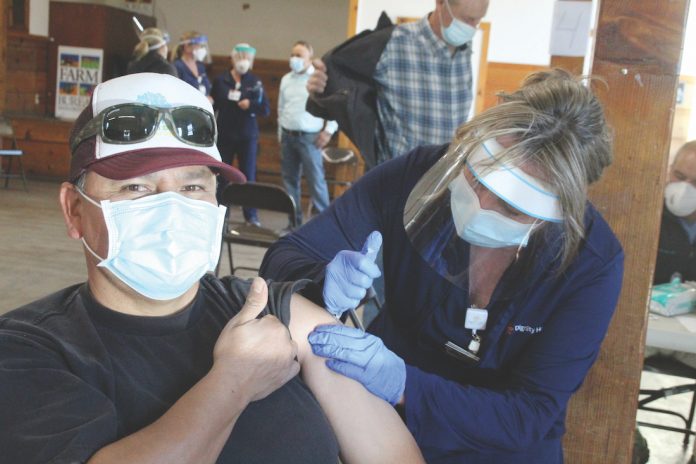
(228, 90, 241, 101)
(464, 307, 488, 331)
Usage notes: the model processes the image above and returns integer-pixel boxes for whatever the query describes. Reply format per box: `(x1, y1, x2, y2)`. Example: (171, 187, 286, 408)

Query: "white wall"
(680, 0, 696, 76)
(356, 0, 557, 66)
(29, 0, 50, 36)
(153, 0, 348, 59)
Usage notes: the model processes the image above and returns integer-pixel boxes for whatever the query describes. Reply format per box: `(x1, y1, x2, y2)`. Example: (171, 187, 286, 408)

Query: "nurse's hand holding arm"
(309, 325, 406, 405)
(322, 231, 382, 316)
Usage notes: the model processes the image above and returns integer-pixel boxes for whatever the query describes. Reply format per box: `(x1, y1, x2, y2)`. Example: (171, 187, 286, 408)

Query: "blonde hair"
(450, 68, 613, 271)
(132, 27, 167, 62)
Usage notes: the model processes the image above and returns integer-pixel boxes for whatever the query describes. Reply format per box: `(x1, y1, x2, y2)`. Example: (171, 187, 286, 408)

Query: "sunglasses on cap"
(70, 103, 217, 152)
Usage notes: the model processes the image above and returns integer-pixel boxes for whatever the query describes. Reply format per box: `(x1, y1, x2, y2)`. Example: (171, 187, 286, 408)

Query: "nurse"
(260, 69, 624, 463)
(174, 31, 212, 101)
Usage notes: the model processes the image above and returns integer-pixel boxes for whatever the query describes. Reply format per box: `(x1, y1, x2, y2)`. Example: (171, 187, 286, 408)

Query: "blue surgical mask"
(79, 189, 226, 301)
(289, 56, 306, 73)
(449, 173, 537, 248)
(439, 1, 477, 47)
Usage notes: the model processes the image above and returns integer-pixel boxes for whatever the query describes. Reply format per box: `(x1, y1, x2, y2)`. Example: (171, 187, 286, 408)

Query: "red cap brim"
(85, 148, 246, 183)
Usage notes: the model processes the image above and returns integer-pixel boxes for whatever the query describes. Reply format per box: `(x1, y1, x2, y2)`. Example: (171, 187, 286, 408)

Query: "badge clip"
(444, 340, 480, 364)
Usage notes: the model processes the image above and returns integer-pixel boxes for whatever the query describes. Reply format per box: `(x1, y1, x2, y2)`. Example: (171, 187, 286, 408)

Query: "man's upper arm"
(287, 293, 336, 362)
(286, 294, 425, 464)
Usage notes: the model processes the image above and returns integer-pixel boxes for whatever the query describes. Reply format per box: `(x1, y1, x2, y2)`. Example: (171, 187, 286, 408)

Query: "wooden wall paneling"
(8, 117, 73, 178)
(5, 33, 49, 115)
(482, 62, 548, 111)
(549, 56, 584, 75)
(562, 1, 690, 462)
(0, 0, 7, 115)
(474, 22, 491, 115)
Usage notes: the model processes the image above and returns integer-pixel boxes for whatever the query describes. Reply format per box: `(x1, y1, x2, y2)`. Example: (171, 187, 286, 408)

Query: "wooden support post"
(563, 1, 690, 462)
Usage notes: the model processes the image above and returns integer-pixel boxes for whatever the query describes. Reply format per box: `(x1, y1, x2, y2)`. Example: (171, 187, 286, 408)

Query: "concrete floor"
(1, 179, 695, 463)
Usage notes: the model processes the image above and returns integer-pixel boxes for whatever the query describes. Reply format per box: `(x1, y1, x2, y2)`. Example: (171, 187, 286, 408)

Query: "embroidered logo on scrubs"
(506, 324, 543, 336)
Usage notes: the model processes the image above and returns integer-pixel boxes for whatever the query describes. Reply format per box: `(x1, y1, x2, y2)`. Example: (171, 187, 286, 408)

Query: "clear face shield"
(231, 44, 256, 74)
(403, 138, 564, 290)
(182, 35, 210, 63)
(141, 31, 169, 53)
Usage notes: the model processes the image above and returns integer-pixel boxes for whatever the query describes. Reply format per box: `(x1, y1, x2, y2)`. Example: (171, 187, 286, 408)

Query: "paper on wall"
(549, 1, 593, 57)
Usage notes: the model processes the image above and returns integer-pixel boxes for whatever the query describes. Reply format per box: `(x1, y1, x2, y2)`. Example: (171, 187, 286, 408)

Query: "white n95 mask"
(449, 173, 537, 248)
(665, 181, 696, 217)
(193, 48, 207, 62)
(235, 59, 251, 75)
(79, 190, 226, 301)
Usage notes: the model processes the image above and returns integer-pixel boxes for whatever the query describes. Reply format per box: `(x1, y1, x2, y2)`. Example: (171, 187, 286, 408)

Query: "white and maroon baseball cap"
(68, 73, 245, 183)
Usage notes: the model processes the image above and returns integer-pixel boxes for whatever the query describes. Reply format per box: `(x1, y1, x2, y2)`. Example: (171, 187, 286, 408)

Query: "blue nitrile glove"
(308, 324, 406, 405)
(322, 231, 382, 316)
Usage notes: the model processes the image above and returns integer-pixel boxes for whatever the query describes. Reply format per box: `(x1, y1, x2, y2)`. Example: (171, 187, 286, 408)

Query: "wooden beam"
(563, 1, 689, 462)
(347, 0, 358, 37)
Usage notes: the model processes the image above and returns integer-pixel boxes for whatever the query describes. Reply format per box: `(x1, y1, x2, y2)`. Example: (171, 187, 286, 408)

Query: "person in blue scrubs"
(260, 69, 624, 463)
(174, 31, 212, 101)
(211, 43, 270, 226)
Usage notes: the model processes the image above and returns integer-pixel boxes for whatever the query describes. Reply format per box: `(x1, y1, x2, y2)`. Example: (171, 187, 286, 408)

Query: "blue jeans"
(281, 132, 330, 225)
(218, 137, 258, 221)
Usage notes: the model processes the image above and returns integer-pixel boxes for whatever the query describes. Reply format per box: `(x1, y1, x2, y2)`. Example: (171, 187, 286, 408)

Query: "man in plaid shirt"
(307, 0, 489, 167)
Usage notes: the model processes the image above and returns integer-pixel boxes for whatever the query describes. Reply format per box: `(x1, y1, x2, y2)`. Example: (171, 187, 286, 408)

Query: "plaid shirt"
(374, 16, 473, 163)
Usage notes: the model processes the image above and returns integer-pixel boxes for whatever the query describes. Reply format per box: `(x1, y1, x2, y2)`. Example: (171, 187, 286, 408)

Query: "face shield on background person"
(140, 29, 170, 53)
(181, 34, 210, 63)
(403, 135, 564, 289)
(231, 43, 256, 75)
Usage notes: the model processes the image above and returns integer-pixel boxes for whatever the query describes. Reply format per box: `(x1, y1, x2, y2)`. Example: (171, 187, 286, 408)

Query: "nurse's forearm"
(288, 294, 424, 464)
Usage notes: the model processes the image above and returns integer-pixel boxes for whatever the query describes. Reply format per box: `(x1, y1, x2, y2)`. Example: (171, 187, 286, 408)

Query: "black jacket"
(126, 51, 178, 77)
(654, 205, 696, 283)
(306, 13, 394, 169)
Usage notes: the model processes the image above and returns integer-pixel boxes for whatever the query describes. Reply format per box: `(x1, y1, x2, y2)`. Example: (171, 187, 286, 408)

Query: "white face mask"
(193, 47, 207, 62)
(79, 189, 226, 301)
(449, 173, 537, 248)
(235, 59, 251, 74)
(665, 181, 696, 217)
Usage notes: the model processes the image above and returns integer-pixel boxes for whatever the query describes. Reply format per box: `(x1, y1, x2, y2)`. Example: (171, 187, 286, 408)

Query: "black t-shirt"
(0, 274, 339, 464)
(655, 206, 696, 284)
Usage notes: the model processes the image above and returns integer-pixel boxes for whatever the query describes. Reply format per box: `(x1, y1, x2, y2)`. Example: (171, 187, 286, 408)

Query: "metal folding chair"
(305, 147, 359, 219)
(0, 117, 27, 191)
(638, 354, 696, 448)
(216, 182, 298, 276)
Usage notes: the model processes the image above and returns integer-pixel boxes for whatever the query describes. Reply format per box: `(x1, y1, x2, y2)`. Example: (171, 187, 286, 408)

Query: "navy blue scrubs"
(260, 144, 624, 463)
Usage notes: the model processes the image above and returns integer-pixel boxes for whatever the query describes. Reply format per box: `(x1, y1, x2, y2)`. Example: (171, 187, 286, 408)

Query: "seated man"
(656, 140, 696, 284)
(0, 73, 423, 464)
(649, 140, 696, 369)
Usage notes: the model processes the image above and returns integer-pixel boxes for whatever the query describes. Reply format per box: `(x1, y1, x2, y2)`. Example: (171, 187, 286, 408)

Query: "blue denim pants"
(218, 137, 258, 222)
(280, 132, 330, 225)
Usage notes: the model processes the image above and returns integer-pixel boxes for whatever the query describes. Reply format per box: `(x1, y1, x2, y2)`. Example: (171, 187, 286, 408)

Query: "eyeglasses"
(70, 103, 217, 152)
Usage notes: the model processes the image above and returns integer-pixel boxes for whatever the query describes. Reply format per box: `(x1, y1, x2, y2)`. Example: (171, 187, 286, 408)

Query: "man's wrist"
(207, 364, 254, 411)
